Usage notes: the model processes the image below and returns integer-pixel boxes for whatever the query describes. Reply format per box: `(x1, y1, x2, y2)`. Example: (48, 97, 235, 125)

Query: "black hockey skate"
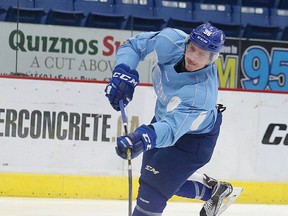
(200, 175, 233, 216)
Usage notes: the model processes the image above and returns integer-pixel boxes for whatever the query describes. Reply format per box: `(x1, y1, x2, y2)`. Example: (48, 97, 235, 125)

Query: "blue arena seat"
(74, 0, 115, 14)
(35, 0, 85, 26)
(115, 0, 154, 18)
(0, 0, 45, 24)
(232, 5, 270, 26)
(281, 26, 288, 40)
(115, 0, 165, 31)
(125, 15, 165, 31)
(154, 0, 195, 32)
(242, 24, 281, 40)
(45, 10, 85, 26)
(0, 0, 34, 10)
(0, 7, 6, 21)
(241, 0, 277, 8)
(270, 8, 288, 29)
(193, 3, 232, 25)
(85, 12, 125, 29)
(5, 7, 45, 24)
(210, 22, 243, 38)
(74, 0, 124, 28)
(154, 0, 193, 22)
(278, 0, 288, 9)
(34, 0, 74, 11)
(202, 0, 239, 6)
(166, 20, 203, 34)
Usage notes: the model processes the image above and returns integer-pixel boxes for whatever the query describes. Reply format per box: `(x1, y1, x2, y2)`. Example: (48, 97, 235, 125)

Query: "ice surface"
(0, 197, 287, 216)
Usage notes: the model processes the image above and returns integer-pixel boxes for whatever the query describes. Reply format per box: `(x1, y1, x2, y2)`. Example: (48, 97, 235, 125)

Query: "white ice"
(0, 197, 287, 216)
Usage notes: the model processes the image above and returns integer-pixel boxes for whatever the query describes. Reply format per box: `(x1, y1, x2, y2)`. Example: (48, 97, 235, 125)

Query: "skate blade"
(216, 187, 243, 216)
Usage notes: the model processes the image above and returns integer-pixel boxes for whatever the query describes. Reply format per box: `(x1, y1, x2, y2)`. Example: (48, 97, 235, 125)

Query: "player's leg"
(175, 178, 213, 201)
(175, 172, 232, 198)
(132, 147, 167, 216)
(133, 146, 204, 216)
(132, 108, 226, 215)
(175, 108, 236, 216)
(132, 180, 168, 216)
(133, 128, 218, 216)
(175, 171, 235, 216)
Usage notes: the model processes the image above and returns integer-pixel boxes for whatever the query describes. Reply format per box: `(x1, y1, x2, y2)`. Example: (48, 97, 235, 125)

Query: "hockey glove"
(105, 63, 139, 111)
(116, 124, 157, 159)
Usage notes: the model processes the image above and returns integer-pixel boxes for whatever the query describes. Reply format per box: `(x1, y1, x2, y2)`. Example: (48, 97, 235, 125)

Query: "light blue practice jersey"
(116, 28, 219, 148)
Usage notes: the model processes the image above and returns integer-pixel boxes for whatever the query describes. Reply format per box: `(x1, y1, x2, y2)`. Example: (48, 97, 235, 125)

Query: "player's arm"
(116, 31, 160, 69)
(104, 31, 160, 111)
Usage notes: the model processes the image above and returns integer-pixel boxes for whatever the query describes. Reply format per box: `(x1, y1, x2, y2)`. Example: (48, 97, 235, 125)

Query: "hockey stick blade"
(216, 187, 243, 216)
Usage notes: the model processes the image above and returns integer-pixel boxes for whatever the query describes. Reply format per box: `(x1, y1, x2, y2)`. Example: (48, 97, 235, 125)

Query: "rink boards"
(0, 77, 287, 204)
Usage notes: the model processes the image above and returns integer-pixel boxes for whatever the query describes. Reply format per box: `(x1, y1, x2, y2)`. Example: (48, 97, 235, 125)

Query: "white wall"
(0, 77, 287, 182)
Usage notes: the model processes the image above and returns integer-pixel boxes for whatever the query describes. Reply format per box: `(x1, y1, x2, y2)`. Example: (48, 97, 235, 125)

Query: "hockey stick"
(119, 100, 133, 216)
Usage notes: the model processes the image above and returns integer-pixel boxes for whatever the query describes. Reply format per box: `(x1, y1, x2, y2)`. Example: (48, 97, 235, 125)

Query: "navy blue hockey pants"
(139, 110, 223, 199)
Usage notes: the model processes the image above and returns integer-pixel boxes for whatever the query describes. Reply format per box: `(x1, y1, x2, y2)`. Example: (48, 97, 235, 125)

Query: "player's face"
(185, 42, 211, 71)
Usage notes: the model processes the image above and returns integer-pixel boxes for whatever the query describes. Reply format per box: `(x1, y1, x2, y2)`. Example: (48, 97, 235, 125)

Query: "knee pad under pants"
(133, 181, 168, 216)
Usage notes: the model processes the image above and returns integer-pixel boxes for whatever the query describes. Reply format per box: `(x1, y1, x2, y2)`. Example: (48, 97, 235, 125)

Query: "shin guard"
(176, 180, 212, 201)
(133, 181, 168, 216)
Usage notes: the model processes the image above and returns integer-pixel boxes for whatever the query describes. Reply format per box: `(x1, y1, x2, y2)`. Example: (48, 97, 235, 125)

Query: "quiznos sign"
(1, 23, 132, 81)
(9, 29, 122, 56)
(0, 23, 154, 82)
(0, 108, 112, 141)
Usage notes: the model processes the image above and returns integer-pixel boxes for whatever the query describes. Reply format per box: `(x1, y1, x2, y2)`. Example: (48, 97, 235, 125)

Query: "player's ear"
(185, 36, 190, 45)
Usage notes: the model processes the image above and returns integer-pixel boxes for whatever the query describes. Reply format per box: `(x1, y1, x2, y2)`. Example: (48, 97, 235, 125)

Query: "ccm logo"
(145, 165, 159, 175)
(262, 123, 288, 145)
(113, 72, 138, 87)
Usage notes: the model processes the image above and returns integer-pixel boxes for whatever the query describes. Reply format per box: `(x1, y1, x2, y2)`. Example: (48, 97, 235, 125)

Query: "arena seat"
(0, 0, 45, 24)
(34, 0, 74, 11)
(35, 0, 85, 26)
(202, 0, 239, 6)
(125, 15, 165, 31)
(193, 3, 232, 24)
(154, 0, 193, 22)
(167, 20, 203, 34)
(154, 0, 195, 32)
(210, 22, 243, 38)
(0, 0, 34, 10)
(278, 0, 288, 9)
(115, 0, 165, 31)
(45, 9, 85, 26)
(241, 0, 277, 8)
(232, 5, 270, 26)
(74, 0, 115, 14)
(5, 7, 45, 24)
(0, 0, 287, 42)
(115, 0, 155, 16)
(281, 26, 288, 40)
(242, 24, 281, 40)
(74, 0, 124, 28)
(0, 7, 6, 21)
(270, 8, 288, 29)
(85, 12, 125, 29)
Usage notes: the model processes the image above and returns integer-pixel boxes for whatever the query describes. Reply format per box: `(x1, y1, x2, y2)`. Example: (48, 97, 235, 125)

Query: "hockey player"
(105, 23, 233, 216)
